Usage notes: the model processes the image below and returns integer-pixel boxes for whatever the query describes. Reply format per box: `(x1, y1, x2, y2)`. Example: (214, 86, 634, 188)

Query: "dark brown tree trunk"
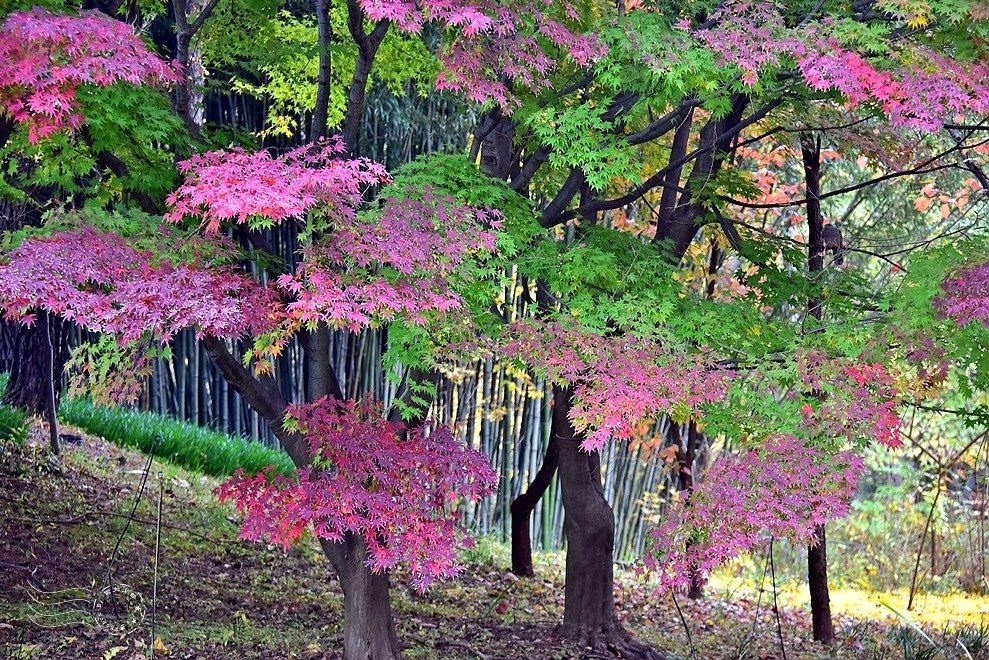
(554, 386, 663, 659)
(312, 0, 332, 141)
(677, 421, 704, 600)
(802, 134, 835, 645)
(320, 536, 401, 660)
(479, 117, 516, 180)
(808, 525, 834, 643)
(510, 435, 558, 577)
(0, 314, 70, 417)
(342, 0, 389, 154)
(40, 312, 60, 454)
(171, 0, 220, 140)
(308, 333, 402, 658)
(509, 277, 558, 578)
(1, 199, 71, 419)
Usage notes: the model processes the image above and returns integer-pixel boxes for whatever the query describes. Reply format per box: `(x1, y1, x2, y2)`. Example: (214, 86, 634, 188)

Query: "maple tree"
(216, 396, 498, 591)
(0, 144, 502, 658)
(0, 6, 509, 655)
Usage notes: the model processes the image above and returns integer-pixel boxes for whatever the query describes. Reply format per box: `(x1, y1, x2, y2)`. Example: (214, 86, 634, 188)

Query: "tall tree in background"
(468, 1, 989, 653)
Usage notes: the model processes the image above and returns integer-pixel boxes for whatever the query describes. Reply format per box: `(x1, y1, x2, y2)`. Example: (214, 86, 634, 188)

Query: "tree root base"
(560, 623, 666, 660)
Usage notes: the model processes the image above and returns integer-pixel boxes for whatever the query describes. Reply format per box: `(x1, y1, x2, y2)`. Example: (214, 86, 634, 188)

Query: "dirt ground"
(1, 425, 985, 659)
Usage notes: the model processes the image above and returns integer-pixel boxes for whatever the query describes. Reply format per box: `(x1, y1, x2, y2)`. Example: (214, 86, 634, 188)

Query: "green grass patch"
(58, 397, 293, 477)
(0, 404, 29, 444)
(0, 372, 29, 444)
(0, 370, 291, 475)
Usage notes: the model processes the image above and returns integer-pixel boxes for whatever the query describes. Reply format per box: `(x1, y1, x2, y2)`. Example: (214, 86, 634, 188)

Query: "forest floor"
(1, 424, 988, 660)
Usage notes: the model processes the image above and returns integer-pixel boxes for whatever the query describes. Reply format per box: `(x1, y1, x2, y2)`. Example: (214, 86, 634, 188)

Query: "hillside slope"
(3, 424, 987, 659)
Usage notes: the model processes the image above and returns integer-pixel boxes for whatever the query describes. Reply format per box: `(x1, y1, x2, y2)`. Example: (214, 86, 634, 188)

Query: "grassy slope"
(1, 424, 988, 659)
(58, 397, 294, 477)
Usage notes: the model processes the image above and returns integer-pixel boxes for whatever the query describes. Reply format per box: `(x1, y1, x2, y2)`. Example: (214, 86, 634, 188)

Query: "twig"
(152, 470, 163, 657)
(908, 482, 942, 610)
(769, 538, 787, 660)
(434, 640, 489, 659)
(737, 544, 772, 659)
(671, 590, 697, 659)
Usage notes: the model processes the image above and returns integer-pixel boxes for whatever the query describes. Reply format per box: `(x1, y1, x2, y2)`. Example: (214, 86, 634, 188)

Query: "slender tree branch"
(201, 337, 308, 465)
(546, 97, 786, 227)
(538, 168, 585, 227)
(188, 0, 222, 35)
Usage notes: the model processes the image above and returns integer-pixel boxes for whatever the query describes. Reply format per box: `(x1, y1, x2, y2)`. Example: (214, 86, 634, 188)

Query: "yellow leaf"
(906, 13, 928, 28)
(152, 637, 170, 656)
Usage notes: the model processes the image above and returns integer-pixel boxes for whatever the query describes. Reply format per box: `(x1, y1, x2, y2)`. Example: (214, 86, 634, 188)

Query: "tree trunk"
(312, 0, 332, 141)
(171, 0, 220, 140)
(342, 0, 389, 154)
(808, 524, 834, 644)
(555, 386, 663, 659)
(0, 199, 71, 419)
(320, 535, 402, 660)
(677, 420, 704, 600)
(509, 278, 561, 577)
(40, 311, 60, 454)
(0, 315, 69, 416)
(510, 435, 558, 577)
(802, 134, 835, 645)
(307, 327, 402, 659)
(203, 336, 401, 659)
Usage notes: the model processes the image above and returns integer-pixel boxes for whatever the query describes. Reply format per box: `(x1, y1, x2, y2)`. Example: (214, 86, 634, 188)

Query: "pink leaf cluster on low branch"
(359, 0, 603, 108)
(0, 8, 180, 142)
(215, 397, 498, 591)
(501, 321, 732, 451)
(164, 139, 389, 233)
(694, 0, 989, 130)
(935, 260, 989, 328)
(797, 350, 903, 448)
(0, 226, 274, 342)
(647, 434, 865, 593)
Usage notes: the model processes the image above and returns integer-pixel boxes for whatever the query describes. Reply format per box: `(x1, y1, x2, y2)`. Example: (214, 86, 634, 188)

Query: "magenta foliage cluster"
(215, 397, 498, 591)
(359, 0, 603, 107)
(0, 226, 273, 342)
(279, 196, 498, 331)
(695, 0, 989, 130)
(501, 321, 731, 451)
(0, 8, 179, 142)
(647, 434, 865, 593)
(165, 139, 389, 233)
(935, 261, 989, 328)
(797, 351, 903, 448)
(165, 142, 499, 334)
